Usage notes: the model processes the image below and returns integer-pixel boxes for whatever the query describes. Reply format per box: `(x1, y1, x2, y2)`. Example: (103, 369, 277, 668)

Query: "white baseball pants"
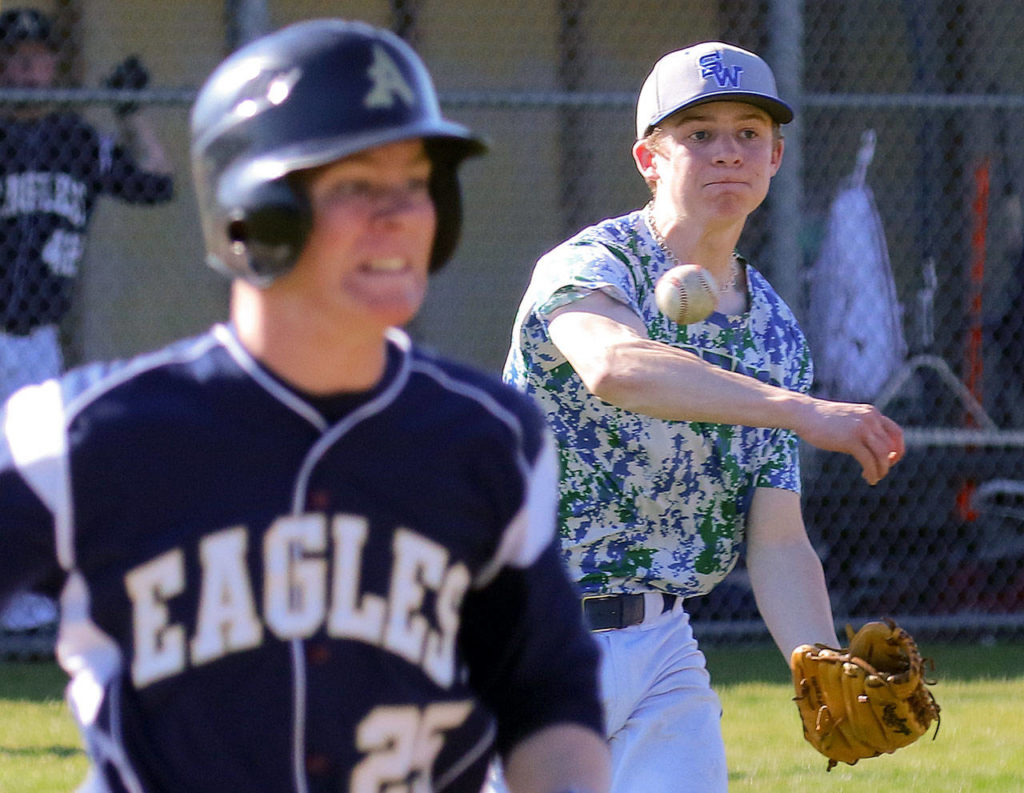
(484, 605, 727, 793)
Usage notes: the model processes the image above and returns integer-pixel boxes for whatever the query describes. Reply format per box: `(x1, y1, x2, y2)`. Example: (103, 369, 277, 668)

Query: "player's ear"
(769, 135, 785, 176)
(633, 138, 658, 182)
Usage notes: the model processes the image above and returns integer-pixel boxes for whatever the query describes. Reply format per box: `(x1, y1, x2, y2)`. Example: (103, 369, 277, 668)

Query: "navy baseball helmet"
(190, 18, 486, 285)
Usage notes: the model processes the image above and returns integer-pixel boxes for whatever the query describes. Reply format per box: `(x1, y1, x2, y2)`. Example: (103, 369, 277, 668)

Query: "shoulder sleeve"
(748, 265, 814, 396)
(458, 399, 603, 754)
(459, 539, 603, 756)
(504, 228, 642, 383)
(477, 432, 559, 581)
(752, 427, 802, 492)
(530, 234, 639, 319)
(0, 381, 68, 606)
(746, 269, 811, 492)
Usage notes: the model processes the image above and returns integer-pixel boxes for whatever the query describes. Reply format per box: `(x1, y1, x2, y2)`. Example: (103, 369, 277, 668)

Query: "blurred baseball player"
(498, 42, 905, 792)
(0, 6, 173, 398)
(0, 19, 609, 793)
(0, 7, 173, 632)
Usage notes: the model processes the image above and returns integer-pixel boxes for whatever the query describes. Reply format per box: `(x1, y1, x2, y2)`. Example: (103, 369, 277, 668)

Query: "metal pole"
(226, 0, 270, 51)
(557, 0, 589, 240)
(767, 0, 805, 318)
(390, 0, 422, 42)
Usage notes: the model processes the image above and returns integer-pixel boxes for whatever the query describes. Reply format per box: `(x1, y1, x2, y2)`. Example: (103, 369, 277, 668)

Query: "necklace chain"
(644, 202, 738, 293)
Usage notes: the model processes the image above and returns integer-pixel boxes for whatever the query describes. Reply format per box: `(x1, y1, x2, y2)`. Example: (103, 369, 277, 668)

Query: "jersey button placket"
(305, 752, 332, 776)
(307, 642, 331, 665)
(308, 488, 331, 511)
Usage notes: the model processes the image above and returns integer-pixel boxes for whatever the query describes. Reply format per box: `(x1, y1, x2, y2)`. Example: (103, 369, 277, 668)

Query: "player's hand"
(797, 398, 905, 485)
(103, 55, 150, 118)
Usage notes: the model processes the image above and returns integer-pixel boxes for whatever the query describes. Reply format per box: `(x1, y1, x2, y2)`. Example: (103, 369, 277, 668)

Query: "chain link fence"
(3, 0, 1024, 657)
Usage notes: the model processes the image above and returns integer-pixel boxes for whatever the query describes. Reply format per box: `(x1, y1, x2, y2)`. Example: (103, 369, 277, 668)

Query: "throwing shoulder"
(527, 210, 647, 315)
(538, 211, 643, 271)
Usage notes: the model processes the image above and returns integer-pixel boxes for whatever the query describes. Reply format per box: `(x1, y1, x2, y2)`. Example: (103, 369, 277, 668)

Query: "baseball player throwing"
(498, 42, 905, 792)
(0, 19, 609, 793)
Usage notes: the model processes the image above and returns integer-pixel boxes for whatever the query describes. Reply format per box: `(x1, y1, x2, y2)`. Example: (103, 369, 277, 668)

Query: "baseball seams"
(655, 264, 719, 324)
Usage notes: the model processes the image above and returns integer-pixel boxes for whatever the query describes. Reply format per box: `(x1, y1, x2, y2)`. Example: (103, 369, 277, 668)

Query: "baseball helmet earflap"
(211, 163, 311, 285)
(425, 139, 467, 272)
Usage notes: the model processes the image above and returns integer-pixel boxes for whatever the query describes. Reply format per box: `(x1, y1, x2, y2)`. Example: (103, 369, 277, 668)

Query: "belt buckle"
(582, 592, 678, 633)
(581, 594, 621, 633)
(582, 593, 646, 632)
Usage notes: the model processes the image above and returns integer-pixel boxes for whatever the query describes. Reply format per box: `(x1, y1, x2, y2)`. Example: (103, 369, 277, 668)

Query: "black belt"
(581, 592, 678, 632)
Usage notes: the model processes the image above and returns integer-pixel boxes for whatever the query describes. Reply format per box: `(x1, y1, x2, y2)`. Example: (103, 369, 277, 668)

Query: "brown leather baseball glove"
(790, 618, 941, 771)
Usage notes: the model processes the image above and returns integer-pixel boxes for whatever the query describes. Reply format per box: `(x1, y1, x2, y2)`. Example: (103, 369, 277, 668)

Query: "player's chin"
(704, 182, 766, 211)
(361, 287, 428, 328)
(349, 270, 427, 311)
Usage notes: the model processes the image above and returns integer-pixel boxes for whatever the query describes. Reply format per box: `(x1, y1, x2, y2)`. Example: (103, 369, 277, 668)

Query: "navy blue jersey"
(0, 324, 601, 793)
(0, 112, 174, 334)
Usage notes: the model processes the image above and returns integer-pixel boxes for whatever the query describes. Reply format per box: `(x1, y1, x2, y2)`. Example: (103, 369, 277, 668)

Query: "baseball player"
(499, 43, 905, 792)
(0, 6, 173, 397)
(0, 7, 174, 632)
(0, 19, 609, 793)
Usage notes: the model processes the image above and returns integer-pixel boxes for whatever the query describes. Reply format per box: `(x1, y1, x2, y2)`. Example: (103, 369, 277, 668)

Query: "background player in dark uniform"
(0, 7, 173, 632)
(0, 19, 609, 793)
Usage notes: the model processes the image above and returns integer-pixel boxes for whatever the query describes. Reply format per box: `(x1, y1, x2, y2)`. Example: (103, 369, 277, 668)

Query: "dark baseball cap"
(0, 8, 56, 50)
(636, 41, 793, 139)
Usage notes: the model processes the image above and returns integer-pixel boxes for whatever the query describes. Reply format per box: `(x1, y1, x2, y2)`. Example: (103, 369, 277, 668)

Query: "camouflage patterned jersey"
(503, 209, 813, 598)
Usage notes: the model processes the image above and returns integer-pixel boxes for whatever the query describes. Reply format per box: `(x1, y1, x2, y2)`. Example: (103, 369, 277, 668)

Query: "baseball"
(655, 264, 719, 324)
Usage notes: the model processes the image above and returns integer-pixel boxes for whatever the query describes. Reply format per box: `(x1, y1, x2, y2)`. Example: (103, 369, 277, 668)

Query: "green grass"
(706, 640, 1024, 792)
(0, 662, 86, 793)
(1, 641, 1023, 791)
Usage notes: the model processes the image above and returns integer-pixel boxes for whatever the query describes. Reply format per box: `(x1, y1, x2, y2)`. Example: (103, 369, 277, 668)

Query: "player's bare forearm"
(548, 295, 904, 484)
(118, 113, 173, 174)
(745, 488, 840, 658)
(549, 295, 811, 424)
(595, 342, 901, 484)
(502, 723, 610, 793)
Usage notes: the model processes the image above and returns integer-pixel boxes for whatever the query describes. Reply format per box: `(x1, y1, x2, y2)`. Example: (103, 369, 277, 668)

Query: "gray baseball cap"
(636, 42, 793, 139)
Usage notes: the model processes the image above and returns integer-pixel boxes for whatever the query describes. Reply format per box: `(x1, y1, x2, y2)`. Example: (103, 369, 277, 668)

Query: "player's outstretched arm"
(502, 723, 610, 793)
(745, 487, 840, 658)
(547, 291, 904, 485)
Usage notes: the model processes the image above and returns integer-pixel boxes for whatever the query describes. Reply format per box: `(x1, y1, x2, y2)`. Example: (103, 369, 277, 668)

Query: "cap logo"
(364, 45, 415, 109)
(698, 52, 743, 89)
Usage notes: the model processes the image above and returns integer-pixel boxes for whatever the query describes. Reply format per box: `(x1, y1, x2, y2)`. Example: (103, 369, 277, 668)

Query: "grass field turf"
(710, 638, 1024, 792)
(1, 640, 1023, 792)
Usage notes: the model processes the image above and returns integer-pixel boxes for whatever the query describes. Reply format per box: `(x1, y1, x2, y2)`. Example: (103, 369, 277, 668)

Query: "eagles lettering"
(125, 513, 470, 690)
(1, 171, 88, 225)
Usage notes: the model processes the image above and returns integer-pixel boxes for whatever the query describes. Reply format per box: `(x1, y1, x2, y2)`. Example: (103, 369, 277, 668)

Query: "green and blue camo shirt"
(503, 209, 814, 598)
